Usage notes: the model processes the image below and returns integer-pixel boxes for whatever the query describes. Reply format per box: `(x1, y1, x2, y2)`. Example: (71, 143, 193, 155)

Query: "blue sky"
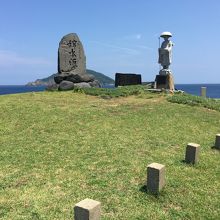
(0, 0, 220, 84)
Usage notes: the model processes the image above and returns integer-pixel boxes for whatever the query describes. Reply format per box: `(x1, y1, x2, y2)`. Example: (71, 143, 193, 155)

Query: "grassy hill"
(26, 69, 114, 86)
(0, 87, 219, 219)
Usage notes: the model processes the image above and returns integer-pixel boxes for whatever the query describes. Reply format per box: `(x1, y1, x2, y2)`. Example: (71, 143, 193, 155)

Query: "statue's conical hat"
(160, 32, 172, 37)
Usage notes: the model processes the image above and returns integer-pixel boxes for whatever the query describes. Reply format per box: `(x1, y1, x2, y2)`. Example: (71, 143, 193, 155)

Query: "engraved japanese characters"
(58, 33, 86, 74)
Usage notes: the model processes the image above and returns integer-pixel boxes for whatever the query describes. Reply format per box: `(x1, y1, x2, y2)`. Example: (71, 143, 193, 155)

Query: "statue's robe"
(158, 40, 173, 68)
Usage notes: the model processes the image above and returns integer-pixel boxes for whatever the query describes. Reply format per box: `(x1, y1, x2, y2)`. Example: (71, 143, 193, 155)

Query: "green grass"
(0, 91, 219, 219)
(167, 93, 220, 112)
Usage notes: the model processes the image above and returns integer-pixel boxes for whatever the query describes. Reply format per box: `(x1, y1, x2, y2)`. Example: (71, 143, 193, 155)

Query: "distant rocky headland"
(26, 69, 114, 86)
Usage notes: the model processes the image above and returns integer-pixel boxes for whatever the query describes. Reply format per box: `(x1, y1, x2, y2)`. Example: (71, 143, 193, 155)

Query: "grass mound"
(0, 91, 219, 219)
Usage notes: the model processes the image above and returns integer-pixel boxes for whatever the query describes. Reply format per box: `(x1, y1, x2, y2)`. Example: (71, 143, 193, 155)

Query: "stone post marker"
(201, 87, 207, 97)
(185, 143, 200, 164)
(214, 134, 220, 149)
(147, 163, 165, 194)
(74, 198, 101, 220)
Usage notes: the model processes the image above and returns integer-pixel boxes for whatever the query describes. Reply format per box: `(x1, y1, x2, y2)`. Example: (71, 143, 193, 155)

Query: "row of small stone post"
(147, 134, 220, 195)
(146, 143, 199, 195)
(73, 134, 220, 220)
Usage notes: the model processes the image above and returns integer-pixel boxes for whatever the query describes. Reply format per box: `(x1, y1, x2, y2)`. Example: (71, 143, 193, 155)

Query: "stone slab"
(115, 73, 142, 87)
(74, 198, 101, 220)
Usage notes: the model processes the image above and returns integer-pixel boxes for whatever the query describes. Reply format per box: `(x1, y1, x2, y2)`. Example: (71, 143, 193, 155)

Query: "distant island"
(26, 69, 115, 86)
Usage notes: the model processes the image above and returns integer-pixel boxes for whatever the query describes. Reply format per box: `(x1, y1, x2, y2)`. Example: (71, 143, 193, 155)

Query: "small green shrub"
(73, 85, 151, 98)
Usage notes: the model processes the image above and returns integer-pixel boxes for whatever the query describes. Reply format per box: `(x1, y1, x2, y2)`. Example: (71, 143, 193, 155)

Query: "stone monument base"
(54, 72, 101, 90)
(155, 73, 174, 90)
(54, 72, 95, 84)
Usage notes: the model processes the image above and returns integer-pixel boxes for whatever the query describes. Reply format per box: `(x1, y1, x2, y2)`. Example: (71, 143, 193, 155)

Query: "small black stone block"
(115, 73, 142, 87)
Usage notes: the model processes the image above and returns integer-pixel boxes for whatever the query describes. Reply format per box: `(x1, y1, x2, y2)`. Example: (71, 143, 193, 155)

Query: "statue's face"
(163, 36, 169, 40)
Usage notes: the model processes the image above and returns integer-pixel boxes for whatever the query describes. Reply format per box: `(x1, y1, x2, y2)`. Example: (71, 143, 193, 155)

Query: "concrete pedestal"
(155, 73, 174, 90)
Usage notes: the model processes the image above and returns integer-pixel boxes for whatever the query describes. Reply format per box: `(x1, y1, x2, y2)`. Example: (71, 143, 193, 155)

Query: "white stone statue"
(158, 32, 173, 74)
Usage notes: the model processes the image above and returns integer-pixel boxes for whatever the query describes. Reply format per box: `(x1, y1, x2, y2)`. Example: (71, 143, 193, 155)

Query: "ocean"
(0, 85, 46, 95)
(0, 84, 220, 98)
(175, 84, 220, 98)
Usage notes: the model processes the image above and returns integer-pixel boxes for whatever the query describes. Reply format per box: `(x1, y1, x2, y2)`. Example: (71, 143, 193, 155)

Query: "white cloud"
(0, 50, 52, 66)
(135, 34, 142, 40)
(89, 41, 140, 55)
(136, 45, 154, 51)
(124, 34, 142, 40)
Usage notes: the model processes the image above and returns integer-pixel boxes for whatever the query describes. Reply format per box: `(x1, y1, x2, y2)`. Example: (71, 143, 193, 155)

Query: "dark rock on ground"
(55, 73, 95, 84)
(58, 81, 74, 91)
(66, 73, 95, 83)
(74, 82, 91, 89)
(54, 75, 64, 84)
(45, 83, 59, 91)
(89, 80, 101, 88)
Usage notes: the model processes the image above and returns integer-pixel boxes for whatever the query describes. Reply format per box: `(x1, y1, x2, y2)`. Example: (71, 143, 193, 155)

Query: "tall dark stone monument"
(58, 33, 86, 75)
(54, 33, 100, 90)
